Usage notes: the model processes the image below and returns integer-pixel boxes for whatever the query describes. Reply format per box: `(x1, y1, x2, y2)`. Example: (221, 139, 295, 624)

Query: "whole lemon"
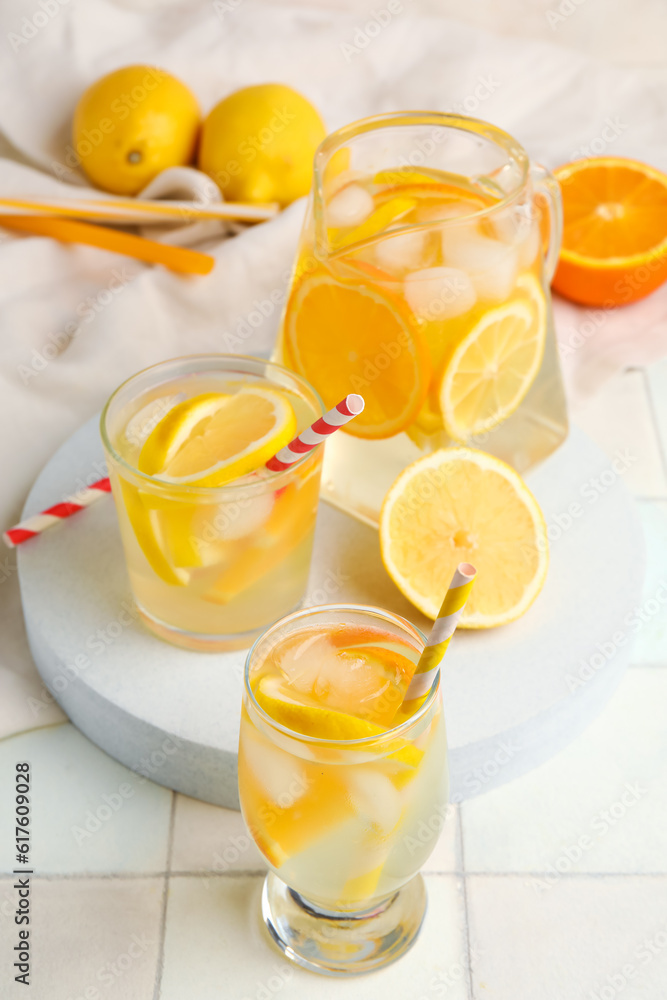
(72, 66, 200, 195)
(198, 84, 326, 206)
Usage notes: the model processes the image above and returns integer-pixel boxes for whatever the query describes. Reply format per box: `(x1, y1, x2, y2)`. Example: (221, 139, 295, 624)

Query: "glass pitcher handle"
(530, 163, 563, 283)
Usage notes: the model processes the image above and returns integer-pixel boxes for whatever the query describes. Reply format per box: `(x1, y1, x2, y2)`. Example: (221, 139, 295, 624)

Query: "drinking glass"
(101, 355, 324, 651)
(239, 604, 447, 975)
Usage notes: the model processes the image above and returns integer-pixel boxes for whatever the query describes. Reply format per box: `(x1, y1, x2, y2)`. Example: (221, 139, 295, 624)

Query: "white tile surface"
(0, 575, 66, 741)
(0, 724, 172, 875)
(467, 875, 667, 1000)
(573, 370, 667, 498)
(633, 501, 667, 665)
(0, 876, 163, 1000)
(160, 875, 469, 999)
(422, 804, 460, 873)
(646, 359, 667, 461)
(170, 794, 266, 873)
(460, 668, 667, 874)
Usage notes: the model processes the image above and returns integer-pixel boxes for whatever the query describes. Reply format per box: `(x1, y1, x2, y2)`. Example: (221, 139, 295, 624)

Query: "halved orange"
(553, 157, 667, 306)
(284, 268, 430, 439)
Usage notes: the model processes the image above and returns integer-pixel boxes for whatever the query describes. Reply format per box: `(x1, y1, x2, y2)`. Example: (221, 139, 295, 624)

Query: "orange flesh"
(559, 162, 667, 259)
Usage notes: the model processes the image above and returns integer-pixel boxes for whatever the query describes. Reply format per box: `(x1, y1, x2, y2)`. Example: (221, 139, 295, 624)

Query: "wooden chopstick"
(0, 195, 279, 225)
(0, 215, 214, 275)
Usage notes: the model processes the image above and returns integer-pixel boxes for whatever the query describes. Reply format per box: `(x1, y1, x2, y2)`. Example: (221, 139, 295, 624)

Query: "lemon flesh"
(380, 447, 548, 628)
(138, 393, 229, 476)
(254, 675, 423, 768)
(256, 675, 385, 741)
(138, 387, 296, 487)
(122, 385, 296, 584)
(439, 274, 547, 441)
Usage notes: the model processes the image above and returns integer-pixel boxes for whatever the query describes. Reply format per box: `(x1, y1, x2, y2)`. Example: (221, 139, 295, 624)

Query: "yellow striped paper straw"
(404, 562, 477, 699)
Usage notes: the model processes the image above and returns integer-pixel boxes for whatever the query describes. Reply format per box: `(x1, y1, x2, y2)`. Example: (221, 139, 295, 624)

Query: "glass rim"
(313, 111, 531, 255)
(244, 603, 439, 748)
(100, 353, 326, 499)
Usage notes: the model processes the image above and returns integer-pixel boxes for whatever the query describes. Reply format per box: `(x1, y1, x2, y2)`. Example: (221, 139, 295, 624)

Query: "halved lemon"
(380, 447, 548, 627)
(284, 269, 430, 439)
(139, 387, 296, 487)
(439, 273, 546, 441)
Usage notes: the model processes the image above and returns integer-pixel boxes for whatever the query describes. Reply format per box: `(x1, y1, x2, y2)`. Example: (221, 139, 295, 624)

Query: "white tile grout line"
(153, 791, 176, 1000)
(456, 807, 475, 1000)
(0, 720, 68, 747)
(0, 870, 268, 882)
(642, 366, 667, 490)
(168, 869, 268, 878)
(430, 871, 667, 880)
(3, 869, 667, 881)
(0, 872, 172, 881)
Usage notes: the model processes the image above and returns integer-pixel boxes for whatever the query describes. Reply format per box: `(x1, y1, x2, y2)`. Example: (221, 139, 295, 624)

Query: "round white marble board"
(17, 417, 645, 808)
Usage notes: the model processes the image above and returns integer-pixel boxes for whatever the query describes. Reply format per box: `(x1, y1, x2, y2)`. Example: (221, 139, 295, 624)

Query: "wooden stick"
(0, 195, 279, 225)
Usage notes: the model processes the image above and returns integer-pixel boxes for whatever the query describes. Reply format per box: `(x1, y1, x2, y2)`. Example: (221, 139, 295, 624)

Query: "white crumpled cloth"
(1, 0, 666, 531)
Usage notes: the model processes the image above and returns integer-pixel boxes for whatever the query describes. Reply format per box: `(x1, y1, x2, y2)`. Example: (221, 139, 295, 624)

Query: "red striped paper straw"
(3, 478, 111, 548)
(265, 394, 365, 472)
(4, 393, 365, 546)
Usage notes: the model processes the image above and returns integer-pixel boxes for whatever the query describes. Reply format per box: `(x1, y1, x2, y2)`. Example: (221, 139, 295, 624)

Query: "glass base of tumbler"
(137, 605, 263, 652)
(261, 871, 427, 976)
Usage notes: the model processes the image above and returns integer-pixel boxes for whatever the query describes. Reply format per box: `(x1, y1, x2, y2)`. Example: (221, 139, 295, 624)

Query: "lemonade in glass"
(101, 355, 324, 651)
(276, 112, 568, 525)
(239, 604, 447, 975)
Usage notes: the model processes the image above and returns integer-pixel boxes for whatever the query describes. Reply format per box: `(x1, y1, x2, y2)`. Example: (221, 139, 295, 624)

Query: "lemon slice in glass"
(439, 273, 546, 441)
(139, 386, 296, 487)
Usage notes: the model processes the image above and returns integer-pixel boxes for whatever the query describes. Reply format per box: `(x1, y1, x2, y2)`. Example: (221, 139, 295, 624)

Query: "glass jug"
(276, 112, 567, 526)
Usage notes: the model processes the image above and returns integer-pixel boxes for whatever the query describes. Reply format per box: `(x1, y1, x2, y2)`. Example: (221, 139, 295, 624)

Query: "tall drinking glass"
(239, 604, 447, 975)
